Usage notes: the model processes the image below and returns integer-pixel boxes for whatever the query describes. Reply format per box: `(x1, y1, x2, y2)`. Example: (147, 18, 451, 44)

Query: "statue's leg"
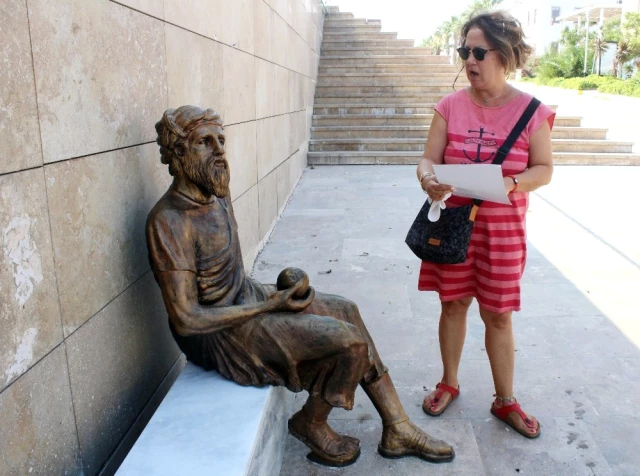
(306, 293, 454, 462)
(304, 293, 387, 380)
(362, 374, 455, 463)
(251, 311, 369, 466)
(288, 395, 361, 467)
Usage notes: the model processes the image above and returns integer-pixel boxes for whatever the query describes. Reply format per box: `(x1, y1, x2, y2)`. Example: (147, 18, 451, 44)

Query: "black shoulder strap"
(472, 97, 541, 207)
(492, 97, 541, 166)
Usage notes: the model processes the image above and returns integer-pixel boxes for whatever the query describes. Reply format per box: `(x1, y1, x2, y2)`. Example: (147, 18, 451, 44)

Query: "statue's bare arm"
(156, 271, 315, 336)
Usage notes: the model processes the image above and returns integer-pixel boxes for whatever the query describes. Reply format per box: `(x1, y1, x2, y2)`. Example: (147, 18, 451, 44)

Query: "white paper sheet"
(433, 164, 511, 205)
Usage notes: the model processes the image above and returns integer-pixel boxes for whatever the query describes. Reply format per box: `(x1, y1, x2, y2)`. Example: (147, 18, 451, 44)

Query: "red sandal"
(490, 399, 541, 439)
(422, 382, 460, 416)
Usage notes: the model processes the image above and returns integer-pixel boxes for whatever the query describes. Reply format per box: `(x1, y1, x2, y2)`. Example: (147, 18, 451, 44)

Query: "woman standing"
(416, 11, 554, 438)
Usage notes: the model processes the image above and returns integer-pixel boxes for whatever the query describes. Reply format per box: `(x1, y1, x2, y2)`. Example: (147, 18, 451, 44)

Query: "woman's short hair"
(460, 11, 532, 72)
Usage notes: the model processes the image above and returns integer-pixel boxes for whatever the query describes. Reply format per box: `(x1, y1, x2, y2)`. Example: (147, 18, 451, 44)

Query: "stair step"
(312, 114, 434, 126)
(552, 127, 607, 139)
(555, 117, 582, 127)
(552, 153, 640, 165)
(310, 138, 427, 152)
(310, 117, 583, 136)
(307, 151, 640, 166)
(311, 126, 431, 139)
(320, 47, 433, 56)
(319, 64, 460, 74)
(323, 26, 384, 34)
(320, 55, 451, 65)
(321, 39, 416, 48)
(308, 151, 421, 165)
(314, 95, 450, 105)
(317, 74, 469, 86)
(322, 32, 398, 40)
(312, 116, 582, 127)
(313, 104, 438, 115)
(326, 12, 355, 19)
(552, 139, 633, 153)
(324, 18, 380, 26)
(315, 85, 475, 95)
(312, 103, 559, 114)
(308, 137, 627, 152)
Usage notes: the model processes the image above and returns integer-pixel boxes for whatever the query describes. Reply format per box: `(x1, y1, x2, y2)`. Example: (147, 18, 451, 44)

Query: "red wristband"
(507, 175, 519, 192)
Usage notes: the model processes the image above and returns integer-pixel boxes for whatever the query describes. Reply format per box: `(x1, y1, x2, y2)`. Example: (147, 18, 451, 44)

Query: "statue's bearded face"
(181, 123, 230, 198)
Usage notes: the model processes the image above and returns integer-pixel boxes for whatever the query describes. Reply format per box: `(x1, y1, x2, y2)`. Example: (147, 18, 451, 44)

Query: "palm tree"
(591, 36, 608, 76)
(441, 17, 460, 56)
(612, 41, 631, 78)
(423, 33, 444, 55)
(463, 0, 503, 21)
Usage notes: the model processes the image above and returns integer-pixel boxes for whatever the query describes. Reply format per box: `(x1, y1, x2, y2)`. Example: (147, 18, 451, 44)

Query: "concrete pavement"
(249, 164, 640, 476)
(515, 81, 640, 154)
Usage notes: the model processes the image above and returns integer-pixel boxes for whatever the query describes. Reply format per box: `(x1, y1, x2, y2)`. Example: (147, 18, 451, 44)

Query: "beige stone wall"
(0, 0, 324, 474)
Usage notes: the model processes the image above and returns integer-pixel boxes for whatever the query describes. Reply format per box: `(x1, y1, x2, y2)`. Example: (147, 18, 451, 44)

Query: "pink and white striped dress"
(418, 89, 555, 313)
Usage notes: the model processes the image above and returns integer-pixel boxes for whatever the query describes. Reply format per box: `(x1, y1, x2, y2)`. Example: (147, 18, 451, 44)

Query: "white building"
(500, 0, 627, 56)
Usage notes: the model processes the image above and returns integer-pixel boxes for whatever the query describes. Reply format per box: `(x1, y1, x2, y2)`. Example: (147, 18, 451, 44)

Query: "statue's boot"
(288, 409, 360, 467)
(378, 418, 455, 463)
(362, 373, 455, 463)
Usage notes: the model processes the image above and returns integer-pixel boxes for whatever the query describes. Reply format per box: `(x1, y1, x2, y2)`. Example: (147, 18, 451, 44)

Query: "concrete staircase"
(309, 8, 640, 166)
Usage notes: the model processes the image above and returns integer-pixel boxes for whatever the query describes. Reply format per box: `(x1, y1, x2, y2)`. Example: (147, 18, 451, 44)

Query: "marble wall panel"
(66, 272, 180, 475)
(226, 121, 258, 201)
(258, 170, 278, 238)
(163, 0, 223, 41)
(254, 0, 274, 62)
(256, 58, 276, 119)
(165, 24, 225, 116)
(28, 0, 167, 163)
(232, 185, 260, 271)
(0, 0, 43, 175)
(222, 45, 257, 125)
(113, 0, 164, 18)
(0, 169, 62, 392)
(45, 143, 169, 335)
(0, 346, 81, 475)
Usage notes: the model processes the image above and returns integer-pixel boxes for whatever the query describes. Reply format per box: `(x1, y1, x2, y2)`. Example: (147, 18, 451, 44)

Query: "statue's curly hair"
(155, 106, 223, 175)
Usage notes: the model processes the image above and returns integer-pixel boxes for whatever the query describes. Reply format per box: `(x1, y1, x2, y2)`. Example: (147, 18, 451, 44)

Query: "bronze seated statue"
(146, 105, 454, 467)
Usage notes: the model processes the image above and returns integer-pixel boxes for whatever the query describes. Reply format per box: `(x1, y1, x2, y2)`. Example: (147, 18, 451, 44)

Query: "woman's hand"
(503, 176, 517, 194)
(422, 178, 454, 201)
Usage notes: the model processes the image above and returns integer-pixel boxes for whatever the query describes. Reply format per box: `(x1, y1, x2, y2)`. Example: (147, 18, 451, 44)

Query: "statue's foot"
(378, 419, 455, 463)
(288, 410, 360, 467)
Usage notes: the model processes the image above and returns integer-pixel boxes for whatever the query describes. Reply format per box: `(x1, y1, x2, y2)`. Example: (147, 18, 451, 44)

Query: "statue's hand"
(269, 279, 315, 313)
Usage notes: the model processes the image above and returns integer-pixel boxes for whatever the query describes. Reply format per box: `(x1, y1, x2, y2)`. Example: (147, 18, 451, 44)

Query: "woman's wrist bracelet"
(419, 171, 435, 183)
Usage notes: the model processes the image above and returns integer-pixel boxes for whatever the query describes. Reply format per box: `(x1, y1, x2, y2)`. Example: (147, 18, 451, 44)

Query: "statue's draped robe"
(146, 188, 386, 409)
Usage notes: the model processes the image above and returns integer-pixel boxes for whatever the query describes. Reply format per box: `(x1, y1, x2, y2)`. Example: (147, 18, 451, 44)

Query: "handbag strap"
(472, 96, 541, 207)
(492, 96, 541, 166)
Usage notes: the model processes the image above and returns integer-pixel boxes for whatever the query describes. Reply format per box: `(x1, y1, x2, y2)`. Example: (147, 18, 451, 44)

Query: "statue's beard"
(183, 155, 230, 198)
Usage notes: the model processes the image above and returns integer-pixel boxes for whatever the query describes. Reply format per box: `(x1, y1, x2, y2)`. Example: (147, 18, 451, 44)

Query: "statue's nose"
(213, 139, 224, 154)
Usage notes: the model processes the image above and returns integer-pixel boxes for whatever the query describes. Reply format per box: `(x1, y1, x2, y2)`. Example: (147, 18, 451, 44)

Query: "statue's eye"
(219, 138, 225, 146)
(199, 137, 209, 145)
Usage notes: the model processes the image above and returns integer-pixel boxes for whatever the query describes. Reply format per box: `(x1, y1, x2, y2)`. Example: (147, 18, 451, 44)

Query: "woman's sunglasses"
(457, 46, 496, 61)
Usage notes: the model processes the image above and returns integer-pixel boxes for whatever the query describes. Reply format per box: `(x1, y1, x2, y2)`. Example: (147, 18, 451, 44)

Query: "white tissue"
(427, 192, 452, 222)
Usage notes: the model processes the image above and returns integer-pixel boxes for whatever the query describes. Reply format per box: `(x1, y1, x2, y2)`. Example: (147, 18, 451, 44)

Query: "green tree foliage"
(536, 26, 593, 80)
(601, 17, 621, 43)
(622, 12, 640, 55)
(422, 0, 502, 53)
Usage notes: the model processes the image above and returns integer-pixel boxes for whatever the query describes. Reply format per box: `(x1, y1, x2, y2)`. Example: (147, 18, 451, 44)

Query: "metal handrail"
(320, 0, 329, 14)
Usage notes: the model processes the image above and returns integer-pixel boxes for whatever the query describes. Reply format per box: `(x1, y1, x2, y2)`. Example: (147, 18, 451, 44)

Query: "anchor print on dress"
(463, 126, 498, 163)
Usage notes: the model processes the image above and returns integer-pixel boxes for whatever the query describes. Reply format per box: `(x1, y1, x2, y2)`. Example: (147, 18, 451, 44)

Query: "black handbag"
(405, 97, 541, 264)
